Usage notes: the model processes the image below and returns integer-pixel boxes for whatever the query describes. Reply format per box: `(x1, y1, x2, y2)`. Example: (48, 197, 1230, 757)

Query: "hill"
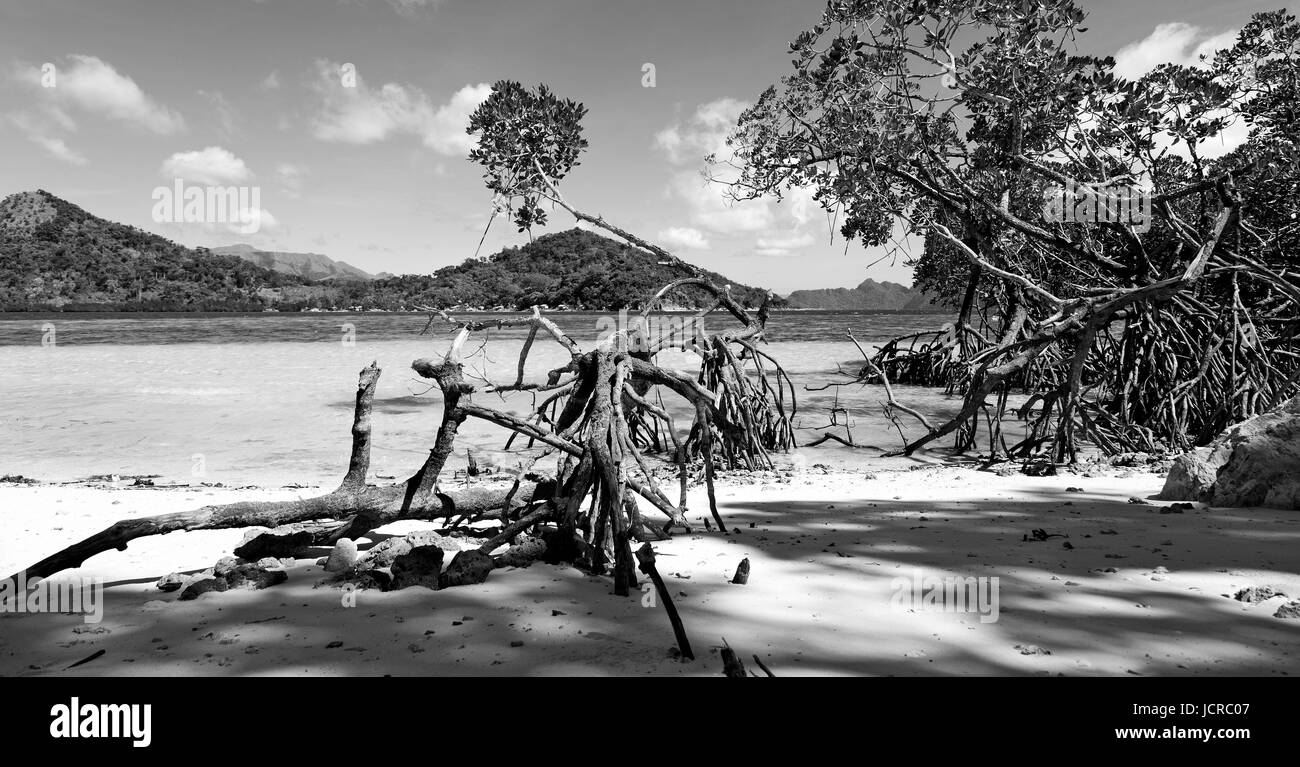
(319, 228, 772, 311)
(784, 277, 945, 311)
(0, 192, 769, 312)
(0, 190, 305, 311)
(211, 244, 374, 282)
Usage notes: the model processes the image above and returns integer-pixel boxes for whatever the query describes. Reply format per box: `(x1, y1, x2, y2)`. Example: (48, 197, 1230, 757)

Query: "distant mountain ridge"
(785, 277, 945, 312)
(211, 244, 374, 282)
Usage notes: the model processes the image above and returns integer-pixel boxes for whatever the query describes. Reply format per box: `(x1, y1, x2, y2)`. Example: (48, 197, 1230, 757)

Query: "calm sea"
(0, 311, 999, 489)
(0, 310, 939, 346)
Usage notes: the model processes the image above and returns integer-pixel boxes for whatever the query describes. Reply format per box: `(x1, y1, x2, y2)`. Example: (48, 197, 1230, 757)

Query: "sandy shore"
(2, 465, 1297, 676)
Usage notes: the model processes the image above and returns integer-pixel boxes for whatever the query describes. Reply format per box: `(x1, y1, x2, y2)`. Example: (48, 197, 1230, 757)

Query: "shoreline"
(3, 464, 1297, 677)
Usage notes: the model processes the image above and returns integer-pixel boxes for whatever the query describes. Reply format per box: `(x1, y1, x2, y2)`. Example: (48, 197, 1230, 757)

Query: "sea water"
(0, 311, 1000, 486)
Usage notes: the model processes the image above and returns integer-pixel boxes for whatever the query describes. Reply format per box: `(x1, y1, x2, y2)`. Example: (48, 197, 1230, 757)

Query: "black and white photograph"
(0, 0, 1295, 722)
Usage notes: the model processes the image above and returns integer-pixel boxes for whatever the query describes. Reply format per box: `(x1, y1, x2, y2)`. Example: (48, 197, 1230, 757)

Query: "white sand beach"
(3, 465, 1297, 677)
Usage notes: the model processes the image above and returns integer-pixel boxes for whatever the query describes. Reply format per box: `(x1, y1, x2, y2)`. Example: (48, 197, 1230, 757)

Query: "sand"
(1, 465, 1298, 676)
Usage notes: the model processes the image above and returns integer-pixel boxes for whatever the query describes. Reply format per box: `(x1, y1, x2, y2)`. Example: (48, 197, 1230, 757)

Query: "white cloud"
(1154, 106, 1252, 162)
(16, 55, 184, 134)
(1185, 112, 1252, 160)
(657, 98, 813, 238)
(239, 207, 278, 234)
(6, 109, 86, 165)
(671, 171, 772, 234)
(1113, 23, 1238, 80)
(309, 60, 489, 155)
(783, 185, 820, 226)
(1109, 24, 1250, 162)
(162, 206, 282, 249)
(656, 98, 829, 255)
(32, 134, 87, 165)
(161, 146, 251, 184)
(753, 232, 815, 257)
(38, 103, 77, 133)
(655, 98, 748, 165)
(276, 162, 304, 182)
(756, 232, 814, 250)
(259, 71, 281, 91)
(657, 226, 710, 250)
(423, 83, 492, 154)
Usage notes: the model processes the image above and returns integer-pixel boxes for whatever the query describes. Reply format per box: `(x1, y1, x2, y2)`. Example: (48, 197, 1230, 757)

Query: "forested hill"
(0, 192, 770, 311)
(0, 190, 304, 311)
(332, 228, 771, 311)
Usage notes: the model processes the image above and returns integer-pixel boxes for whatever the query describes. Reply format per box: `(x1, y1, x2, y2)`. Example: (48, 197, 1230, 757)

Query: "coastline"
(4, 464, 1297, 677)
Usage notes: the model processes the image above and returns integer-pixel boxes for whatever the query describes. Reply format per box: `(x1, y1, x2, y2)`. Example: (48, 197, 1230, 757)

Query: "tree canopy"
(726, 0, 1300, 461)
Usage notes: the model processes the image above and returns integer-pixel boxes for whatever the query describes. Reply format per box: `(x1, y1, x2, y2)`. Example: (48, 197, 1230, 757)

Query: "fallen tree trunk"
(12, 476, 551, 585)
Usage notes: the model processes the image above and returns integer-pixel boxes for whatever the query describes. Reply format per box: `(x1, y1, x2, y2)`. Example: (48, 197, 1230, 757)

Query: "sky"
(0, 0, 1284, 290)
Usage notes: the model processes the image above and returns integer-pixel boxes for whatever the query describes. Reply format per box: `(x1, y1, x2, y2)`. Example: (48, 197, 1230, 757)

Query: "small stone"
(325, 538, 359, 573)
(390, 545, 445, 591)
(1234, 586, 1287, 603)
(222, 559, 287, 590)
(1274, 601, 1300, 619)
(326, 640, 344, 649)
(233, 523, 325, 560)
(155, 572, 188, 592)
(491, 534, 547, 569)
(731, 557, 751, 585)
(1016, 644, 1051, 656)
(361, 530, 449, 570)
(213, 556, 240, 578)
(178, 574, 227, 601)
(439, 550, 495, 588)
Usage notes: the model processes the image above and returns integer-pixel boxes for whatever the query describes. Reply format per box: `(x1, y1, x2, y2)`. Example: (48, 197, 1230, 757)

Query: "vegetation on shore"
(725, 1, 1300, 463)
